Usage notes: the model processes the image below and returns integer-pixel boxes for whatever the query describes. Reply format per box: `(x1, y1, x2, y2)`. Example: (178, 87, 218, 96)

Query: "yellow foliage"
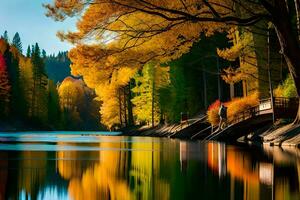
(19, 57, 34, 115)
(207, 92, 259, 126)
(94, 67, 137, 129)
(218, 28, 258, 93)
(131, 63, 170, 125)
(221, 67, 246, 84)
(274, 75, 297, 98)
(58, 77, 85, 110)
(217, 30, 253, 61)
(45, 0, 264, 127)
(207, 107, 220, 126)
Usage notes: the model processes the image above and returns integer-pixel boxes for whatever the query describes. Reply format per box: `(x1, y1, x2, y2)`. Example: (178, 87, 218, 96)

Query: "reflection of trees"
(263, 146, 300, 200)
(17, 151, 48, 200)
(207, 142, 226, 177)
(2, 151, 68, 200)
(0, 152, 8, 200)
(68, 163, 132, 200)
(57, 148, 99, 180)
(222, 145, 300, 200)
(226, 147, 261, 200)
(56, 137, 170, 200)
(129, 139, 169, 200)
(58, 137, 133, 200)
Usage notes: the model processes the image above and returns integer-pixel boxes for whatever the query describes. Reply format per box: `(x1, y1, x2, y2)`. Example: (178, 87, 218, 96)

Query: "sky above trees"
(0, 0, 76, 54)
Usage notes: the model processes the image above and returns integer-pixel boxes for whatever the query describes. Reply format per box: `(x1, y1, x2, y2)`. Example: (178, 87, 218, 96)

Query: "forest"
(42, 0, 300, 135)
(1, 0, 300, 134)
(0, 31, 101, 131)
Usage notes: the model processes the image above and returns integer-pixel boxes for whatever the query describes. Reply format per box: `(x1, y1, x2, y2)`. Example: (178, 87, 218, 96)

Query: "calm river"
(0, 132, 299, 200)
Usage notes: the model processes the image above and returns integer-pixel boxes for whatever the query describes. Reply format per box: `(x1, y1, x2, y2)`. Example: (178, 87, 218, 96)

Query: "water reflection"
(0, 135, 299, 199)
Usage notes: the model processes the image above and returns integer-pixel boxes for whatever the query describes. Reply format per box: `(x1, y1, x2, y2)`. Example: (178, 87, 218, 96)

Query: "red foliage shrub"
(208, 99, 221, 111)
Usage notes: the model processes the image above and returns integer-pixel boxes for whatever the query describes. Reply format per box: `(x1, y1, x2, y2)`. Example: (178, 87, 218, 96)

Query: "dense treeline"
(0, 31, 101, 131)
(45, 51, 71, 83)
(102, 35, 231, 129)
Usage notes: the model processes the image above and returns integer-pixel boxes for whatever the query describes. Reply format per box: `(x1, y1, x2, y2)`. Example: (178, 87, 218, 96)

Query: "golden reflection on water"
(57, 137, 170, 200)
(206, 142, 300, 200)
(0, 137, 299, 200)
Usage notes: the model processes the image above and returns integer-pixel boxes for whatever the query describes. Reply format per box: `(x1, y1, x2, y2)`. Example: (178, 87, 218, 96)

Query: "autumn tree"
(0, 54, 10, 117)
(58, 76, 102, 129)
(132, 63, 170, 127)
(218, 29, 255, 99)
(45, 0, 300, 124)
(98, 67, 137, 129)
(19, 56, 34, 118)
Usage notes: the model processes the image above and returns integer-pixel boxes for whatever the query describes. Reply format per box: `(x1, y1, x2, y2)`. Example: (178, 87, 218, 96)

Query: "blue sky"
(0, 0, 77, 55)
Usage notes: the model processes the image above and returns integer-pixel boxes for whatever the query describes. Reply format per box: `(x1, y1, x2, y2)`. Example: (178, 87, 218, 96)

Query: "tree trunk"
(152, 78, 155, 127)
(118, 89, 123, 127)
(273, 1, 300, 123)
(295, 0, 300, 40)
(127, 80, 134, 126)
(202, 69, 208, 108)
(123, 87, 128, 127)
(230, 83, 234, 100)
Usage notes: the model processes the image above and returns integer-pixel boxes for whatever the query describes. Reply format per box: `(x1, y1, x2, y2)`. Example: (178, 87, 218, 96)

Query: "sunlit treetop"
(44, 0, 268, 72)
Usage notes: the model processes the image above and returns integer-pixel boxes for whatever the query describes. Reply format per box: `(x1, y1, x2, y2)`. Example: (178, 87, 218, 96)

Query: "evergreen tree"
(31, 43, 48, 122)
(3, 44, 23, 119)
(12, 32, 22, 53)
(26, 45, 31, 57)
(44, 51, 71, 83)
(42, 49, 47, 59)
(48, 80, 61, 128)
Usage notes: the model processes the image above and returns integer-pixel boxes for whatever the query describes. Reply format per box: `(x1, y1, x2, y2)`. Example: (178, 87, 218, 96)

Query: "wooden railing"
(229, 97, 299, 126)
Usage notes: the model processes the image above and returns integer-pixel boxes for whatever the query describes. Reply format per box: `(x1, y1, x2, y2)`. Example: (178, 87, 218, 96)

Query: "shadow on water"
(0, 132, 299, 199)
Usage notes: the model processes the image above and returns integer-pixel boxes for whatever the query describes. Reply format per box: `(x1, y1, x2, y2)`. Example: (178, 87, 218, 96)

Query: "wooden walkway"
(204, 97, 299, 141)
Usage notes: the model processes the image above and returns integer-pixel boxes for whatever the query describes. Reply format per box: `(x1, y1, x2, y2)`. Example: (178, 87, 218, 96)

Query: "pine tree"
(31, 43, 48, 121)
(12, 32, 22, 53)
(42, 49, 47, 59)
(26, 45, 31, 57)
(3, 44, 24, 119)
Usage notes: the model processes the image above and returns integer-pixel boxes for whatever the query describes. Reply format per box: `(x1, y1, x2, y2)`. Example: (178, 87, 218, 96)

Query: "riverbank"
(122, 119, 300, 148)
(121, 115, 210, 139)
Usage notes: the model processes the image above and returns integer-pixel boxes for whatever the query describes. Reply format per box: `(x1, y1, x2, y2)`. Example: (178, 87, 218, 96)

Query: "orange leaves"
(207, 92, 259, 126)
(0, 39, 8, 54)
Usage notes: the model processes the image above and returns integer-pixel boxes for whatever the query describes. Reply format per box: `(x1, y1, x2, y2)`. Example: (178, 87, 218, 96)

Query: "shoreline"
(1, 121, 299, 148)
(121, 121, 300, 148)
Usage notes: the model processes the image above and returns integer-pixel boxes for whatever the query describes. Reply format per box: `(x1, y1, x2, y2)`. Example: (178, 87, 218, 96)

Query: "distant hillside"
(45, 51, 71, 83)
